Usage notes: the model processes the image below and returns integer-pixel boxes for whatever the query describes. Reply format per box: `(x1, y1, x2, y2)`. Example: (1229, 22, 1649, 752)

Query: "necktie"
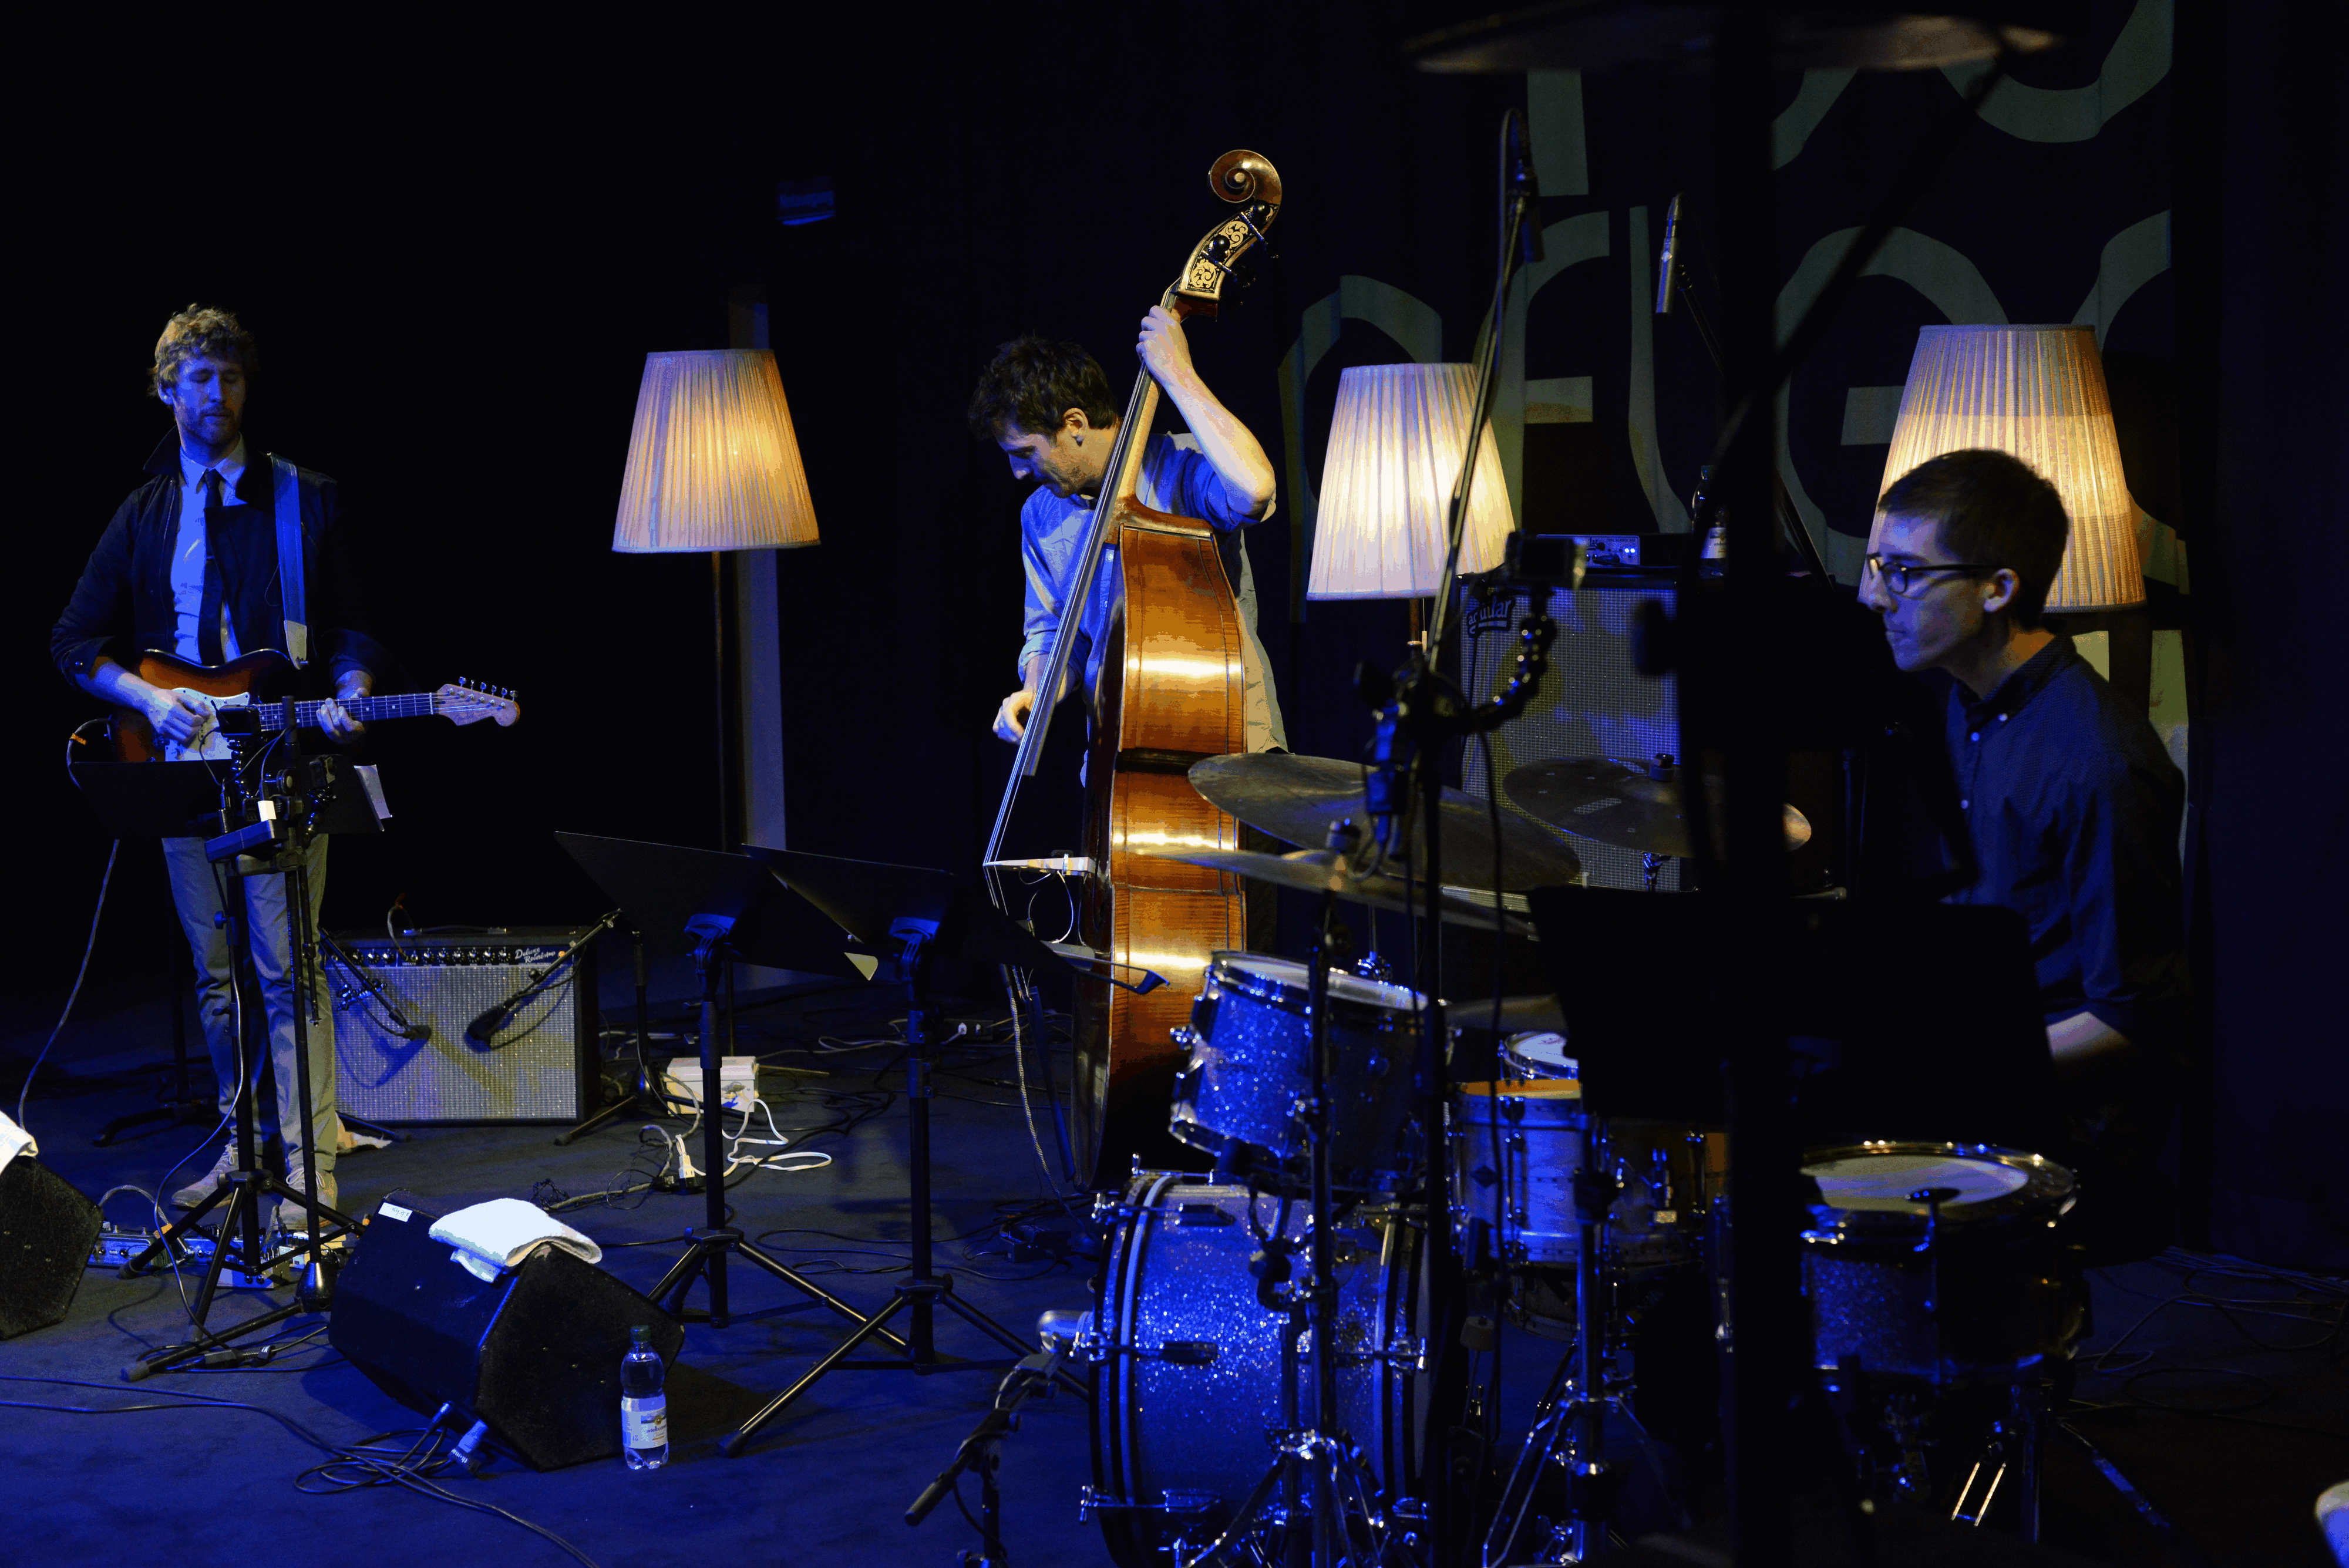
(197, 469, 227, 665)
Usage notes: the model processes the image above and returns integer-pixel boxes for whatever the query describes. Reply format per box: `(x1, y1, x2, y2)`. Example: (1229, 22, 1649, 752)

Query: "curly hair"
(965, 335, 1119, 441)
(151, 304, 256, 397)
(1878, 448, 2071, 629)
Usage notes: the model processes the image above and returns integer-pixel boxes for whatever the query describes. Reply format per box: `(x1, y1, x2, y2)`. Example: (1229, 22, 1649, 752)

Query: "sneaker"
(272, 1158, 339, 1234)
(170, 1141, 240, 1210)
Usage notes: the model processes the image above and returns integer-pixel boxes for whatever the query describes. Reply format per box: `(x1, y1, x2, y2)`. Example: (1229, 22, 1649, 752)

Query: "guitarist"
(50, 304, 387, 1224)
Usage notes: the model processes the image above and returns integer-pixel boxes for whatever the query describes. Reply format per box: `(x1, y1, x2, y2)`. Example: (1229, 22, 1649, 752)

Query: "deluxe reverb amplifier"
(325, 929, 600, 1123)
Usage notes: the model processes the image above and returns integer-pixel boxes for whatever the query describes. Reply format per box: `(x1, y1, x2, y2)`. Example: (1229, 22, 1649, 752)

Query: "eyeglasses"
(1863, 554, 2003, 598)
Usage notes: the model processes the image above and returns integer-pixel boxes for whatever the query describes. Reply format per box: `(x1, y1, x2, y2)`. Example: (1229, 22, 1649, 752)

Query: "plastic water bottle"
(620, 1325, 668, 1470)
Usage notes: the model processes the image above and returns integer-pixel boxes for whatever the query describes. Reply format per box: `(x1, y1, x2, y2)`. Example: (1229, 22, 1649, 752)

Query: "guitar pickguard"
(161, 688, 247, 763)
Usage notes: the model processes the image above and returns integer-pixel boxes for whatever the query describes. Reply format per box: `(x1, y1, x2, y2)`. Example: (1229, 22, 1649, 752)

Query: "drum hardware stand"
(120, 709, 366, 1377)
(906, 1309, 1084, 1567)
(1180, 883, 1402, 1568)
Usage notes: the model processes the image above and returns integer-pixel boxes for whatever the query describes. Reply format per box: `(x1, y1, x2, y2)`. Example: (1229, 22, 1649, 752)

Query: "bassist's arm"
(1137, 307, 1276, 522)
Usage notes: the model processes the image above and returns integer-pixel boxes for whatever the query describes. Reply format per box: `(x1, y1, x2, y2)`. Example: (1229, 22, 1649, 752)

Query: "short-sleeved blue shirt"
(1017, 434, 1285, 751)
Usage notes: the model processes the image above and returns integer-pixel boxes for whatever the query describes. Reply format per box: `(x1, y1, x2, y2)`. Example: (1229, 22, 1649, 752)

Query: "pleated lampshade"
(613, 350, 819, 553)
(1877, 325, 2141, 611)
(1308, 363, 1515, 599)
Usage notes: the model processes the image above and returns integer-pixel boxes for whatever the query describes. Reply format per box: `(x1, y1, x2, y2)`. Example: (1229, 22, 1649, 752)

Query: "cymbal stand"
(1179, 887, 1401, 1568)
(1480, 1143, 1643, 1565)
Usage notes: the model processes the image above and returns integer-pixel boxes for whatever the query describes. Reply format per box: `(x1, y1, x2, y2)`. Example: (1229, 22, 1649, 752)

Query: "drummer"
(1862, 448, 2188, 1260)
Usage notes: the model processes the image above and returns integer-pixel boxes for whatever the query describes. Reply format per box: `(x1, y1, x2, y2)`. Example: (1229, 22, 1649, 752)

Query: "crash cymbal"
(1187, 753, 1583, 891)
(1139, 847, 1536, 938)
(1501, 758, 1812, 859)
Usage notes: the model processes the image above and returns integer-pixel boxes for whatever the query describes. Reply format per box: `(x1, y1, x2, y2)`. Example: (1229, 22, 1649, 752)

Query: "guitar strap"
(270, 453, 310, 668)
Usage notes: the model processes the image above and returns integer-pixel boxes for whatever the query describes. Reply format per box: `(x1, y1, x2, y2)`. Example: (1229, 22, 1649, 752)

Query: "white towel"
(428, 1198, 603, 1283)
(0, 1110, 33, 1174)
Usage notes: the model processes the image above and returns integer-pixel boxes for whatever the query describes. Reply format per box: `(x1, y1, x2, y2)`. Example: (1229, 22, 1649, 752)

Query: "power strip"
(661, 1055, 761, 1112)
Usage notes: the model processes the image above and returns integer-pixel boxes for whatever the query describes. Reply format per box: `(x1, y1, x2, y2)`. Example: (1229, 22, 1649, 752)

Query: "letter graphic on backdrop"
(1943, 0, 2172, 144)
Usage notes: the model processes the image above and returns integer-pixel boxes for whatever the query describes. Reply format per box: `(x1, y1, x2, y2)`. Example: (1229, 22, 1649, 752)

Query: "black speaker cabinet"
(329, 1191, 682, 1469)
(0, 1156, 103, 1340)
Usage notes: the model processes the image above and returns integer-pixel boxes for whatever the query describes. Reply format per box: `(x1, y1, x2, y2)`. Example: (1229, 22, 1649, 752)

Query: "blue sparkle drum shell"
(1799, 1142, 2077, 1386)
(1088, 1172, 1428, 1566)
(1169, 953, 1425, 1194)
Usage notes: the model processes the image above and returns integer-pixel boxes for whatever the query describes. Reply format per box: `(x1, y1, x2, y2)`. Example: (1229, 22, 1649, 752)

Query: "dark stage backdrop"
(16, 4, 2338, 1263)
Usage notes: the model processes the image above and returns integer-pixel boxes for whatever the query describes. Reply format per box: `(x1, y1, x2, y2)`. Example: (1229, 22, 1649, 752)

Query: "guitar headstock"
(1169, 150, 1282, 320)
(435, 678, 522, 728)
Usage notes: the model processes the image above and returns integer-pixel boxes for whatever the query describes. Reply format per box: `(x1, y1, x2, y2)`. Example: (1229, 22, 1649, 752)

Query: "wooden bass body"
(1072, 489, 1254, 1185)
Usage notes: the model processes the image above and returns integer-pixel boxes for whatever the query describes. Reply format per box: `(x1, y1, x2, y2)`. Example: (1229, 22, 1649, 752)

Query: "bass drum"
(1089, 1172, 1428, 1567)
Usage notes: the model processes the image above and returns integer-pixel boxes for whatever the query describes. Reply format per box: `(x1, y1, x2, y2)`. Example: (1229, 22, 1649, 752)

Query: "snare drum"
(1170, 953, 1425, 1194)
(1447, 1088, 1707, 1276)
(1500, 1030, 1578, 1082)
(1800, 1142, 2077, 1385)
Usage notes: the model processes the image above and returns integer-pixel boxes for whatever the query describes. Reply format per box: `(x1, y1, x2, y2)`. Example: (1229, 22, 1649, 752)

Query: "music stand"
(1526, 885, 2058, 1150)
(78, 742, 380, 1375)
(718, 846, 1086, 1457)
(555, 832, 904, 1347)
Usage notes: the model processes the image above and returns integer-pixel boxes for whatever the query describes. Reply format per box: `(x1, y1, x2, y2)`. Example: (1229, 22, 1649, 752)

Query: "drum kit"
(1052, 751, 2080, 1565)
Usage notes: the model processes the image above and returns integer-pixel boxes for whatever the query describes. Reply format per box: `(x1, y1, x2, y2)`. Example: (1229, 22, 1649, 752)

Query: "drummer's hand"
(994, 687, 1035, 744)
(1136, 306, 1196, 388)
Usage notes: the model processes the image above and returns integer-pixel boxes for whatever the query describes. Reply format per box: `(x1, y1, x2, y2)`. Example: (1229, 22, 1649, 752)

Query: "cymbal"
(1139, 847, 1535, 938)
(1501, 758, 1812, 859)
(1187, 753, 1583, 891)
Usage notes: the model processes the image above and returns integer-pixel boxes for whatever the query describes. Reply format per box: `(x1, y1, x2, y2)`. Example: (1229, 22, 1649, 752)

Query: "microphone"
(1504, 109, 1544, 265)
(1655, 192, 1683, 315)
(465, 988, 535, 1048)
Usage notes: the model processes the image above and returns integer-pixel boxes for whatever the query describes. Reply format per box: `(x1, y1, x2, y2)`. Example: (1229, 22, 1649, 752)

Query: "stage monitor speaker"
(325, 928, 600, 1123)
(1460, 575, 1682, 893)
(329, 1190, 682, 1470)
(0, 1156, 104, 1340)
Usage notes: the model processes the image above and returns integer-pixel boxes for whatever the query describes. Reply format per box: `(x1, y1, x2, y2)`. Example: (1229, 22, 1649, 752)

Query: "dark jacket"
(52, 431, 386, 690)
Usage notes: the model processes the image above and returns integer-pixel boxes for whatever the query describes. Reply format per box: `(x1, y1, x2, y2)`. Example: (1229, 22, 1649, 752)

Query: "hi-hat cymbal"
(1501, 758, 1811, 859)
(1187, 753, 1583, 891)
(1139, 847, 1535, 938)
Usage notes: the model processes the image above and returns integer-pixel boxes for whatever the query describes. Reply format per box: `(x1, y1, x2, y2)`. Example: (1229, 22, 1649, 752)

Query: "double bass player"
(970, 309, 1287, 756)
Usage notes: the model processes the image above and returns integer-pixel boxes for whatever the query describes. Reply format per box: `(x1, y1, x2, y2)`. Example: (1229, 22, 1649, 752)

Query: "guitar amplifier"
(325, 930, 602, 1123)
(1459, 576, 1683, 893)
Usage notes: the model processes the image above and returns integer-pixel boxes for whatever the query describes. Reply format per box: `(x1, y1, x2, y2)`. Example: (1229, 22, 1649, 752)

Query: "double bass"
(984, 151, 1283, 1187)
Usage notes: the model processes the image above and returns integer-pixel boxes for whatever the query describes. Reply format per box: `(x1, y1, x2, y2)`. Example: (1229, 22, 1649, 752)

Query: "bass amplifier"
(1459, 576, 1682, 893)
(325, 930, 601, 1123)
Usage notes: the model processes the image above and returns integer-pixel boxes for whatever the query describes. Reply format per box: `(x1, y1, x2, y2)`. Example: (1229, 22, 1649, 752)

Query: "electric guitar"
(106, 650, 520, 763)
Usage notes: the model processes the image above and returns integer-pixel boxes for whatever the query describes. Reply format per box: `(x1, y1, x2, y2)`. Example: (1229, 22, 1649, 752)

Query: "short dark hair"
(966, 335, 1119, 441)
(151, 304, 257, 396)
(1878, 448, 2070, 629)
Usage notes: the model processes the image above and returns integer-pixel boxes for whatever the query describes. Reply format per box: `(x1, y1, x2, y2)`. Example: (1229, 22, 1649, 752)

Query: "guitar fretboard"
(252, 693, 448, 730)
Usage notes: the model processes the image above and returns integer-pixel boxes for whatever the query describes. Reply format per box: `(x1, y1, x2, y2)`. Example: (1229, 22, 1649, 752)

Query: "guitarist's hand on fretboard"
(321, 676, 372, 742)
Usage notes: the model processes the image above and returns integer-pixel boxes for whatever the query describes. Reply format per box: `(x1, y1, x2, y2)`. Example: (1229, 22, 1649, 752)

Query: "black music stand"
(1527, 884, 2058, 1151)
(718, 846, 1087, 1457)
(555, 832, 904, 1347)
(78, 743, 379, 1375)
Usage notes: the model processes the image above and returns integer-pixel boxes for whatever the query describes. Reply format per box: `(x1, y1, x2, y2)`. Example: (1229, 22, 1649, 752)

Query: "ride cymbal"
(1501, 757, 1811, 859)
(1187, 753, 1583, 891)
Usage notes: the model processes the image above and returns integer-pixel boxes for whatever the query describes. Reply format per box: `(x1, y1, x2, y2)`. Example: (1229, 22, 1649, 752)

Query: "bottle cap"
(630, 1324, 652, 1344)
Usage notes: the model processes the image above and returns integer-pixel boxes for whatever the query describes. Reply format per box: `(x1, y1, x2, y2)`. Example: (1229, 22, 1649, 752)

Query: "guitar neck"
(253, 692, 441, 730)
